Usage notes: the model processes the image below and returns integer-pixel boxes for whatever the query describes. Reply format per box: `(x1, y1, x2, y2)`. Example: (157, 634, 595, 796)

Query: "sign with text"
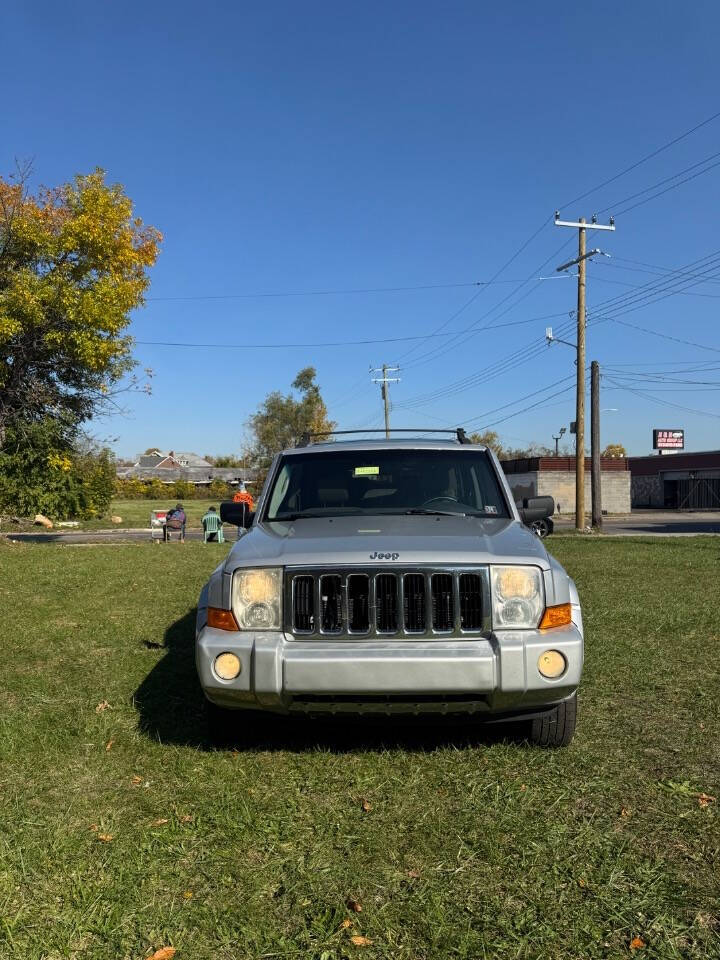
(653, 429, 684, 450)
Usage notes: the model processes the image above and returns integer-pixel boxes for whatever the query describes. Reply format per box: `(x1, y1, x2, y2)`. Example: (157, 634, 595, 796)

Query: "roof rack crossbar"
(296, 428, 471, 447)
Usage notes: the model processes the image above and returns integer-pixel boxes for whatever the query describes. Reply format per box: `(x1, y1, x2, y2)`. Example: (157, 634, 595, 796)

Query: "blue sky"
(3, 1, 719, 458)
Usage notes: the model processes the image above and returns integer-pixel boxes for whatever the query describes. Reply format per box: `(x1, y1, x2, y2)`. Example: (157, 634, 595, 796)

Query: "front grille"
(287, 567, 490, 639)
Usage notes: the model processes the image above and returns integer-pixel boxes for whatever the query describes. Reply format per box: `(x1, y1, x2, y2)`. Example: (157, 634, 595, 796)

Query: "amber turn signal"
(539, 603, 572, 630)
(207, 607, 240, 631)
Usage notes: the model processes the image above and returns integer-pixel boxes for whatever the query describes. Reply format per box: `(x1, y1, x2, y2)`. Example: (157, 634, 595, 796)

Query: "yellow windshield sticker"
(354, 466, 380, 476)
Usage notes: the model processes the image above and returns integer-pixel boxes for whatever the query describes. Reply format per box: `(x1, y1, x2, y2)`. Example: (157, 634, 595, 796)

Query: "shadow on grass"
(134, 607, 523, 754)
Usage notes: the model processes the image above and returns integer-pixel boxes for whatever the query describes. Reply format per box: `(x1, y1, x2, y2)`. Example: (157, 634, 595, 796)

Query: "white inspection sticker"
(353, 466, 380, 476)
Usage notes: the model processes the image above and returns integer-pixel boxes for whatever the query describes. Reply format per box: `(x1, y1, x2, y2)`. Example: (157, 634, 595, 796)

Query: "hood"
(224, 514, 548, 571)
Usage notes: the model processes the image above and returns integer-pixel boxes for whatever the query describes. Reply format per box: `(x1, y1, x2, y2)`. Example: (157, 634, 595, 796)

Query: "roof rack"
(296, 428, 471, 447)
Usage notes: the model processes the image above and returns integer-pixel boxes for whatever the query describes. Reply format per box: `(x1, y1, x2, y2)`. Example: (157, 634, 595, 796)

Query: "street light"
(552, 426, 567, 457)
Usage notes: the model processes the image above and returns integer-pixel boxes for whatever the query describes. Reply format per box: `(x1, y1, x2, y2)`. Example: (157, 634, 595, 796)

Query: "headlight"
(491, 566, 544, 629)
(231, 568, 282, 630)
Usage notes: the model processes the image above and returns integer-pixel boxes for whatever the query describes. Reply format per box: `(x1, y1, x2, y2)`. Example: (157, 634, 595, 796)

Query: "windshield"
(264, 448, 510, 520)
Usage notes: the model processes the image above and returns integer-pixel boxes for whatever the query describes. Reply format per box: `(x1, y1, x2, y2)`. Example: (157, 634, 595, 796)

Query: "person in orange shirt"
(232, 484, 254, 539)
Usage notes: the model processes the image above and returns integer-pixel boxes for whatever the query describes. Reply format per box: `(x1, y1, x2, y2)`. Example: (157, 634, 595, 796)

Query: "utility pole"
(590, 360, 602, 529)
(370, 364, 400, 439)
(555, 212, 615, 530)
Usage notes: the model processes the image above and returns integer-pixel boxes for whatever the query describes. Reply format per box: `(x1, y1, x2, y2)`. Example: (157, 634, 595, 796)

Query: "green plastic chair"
(202, 512, 224, 544)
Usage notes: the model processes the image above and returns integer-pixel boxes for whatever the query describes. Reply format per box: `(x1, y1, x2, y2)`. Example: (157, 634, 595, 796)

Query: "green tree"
(247, 367, 335, 478)
(210, 454, 244, 468)
(0, 165, 161, 446)
(0, 418, 115, 520)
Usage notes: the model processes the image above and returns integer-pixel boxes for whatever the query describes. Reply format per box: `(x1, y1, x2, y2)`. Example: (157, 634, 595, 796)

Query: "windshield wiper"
(403, 508, 466, 517)
(271, 510, 361, 521)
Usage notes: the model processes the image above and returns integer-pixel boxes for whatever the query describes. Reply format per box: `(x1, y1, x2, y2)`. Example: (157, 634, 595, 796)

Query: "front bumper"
(196, 619, 583, 716)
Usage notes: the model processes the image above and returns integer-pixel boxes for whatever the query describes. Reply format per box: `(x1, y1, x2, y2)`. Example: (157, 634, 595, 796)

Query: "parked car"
(525, 513, 554, 538)
(196, 432, 583, 747)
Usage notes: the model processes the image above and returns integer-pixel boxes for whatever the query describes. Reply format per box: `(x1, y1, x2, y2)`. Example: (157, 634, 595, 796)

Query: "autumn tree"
(602, 443, 627, 458)
(468, 430, 504, 458)
(0, 166, 161, 446)
(247, 367, 335, 478)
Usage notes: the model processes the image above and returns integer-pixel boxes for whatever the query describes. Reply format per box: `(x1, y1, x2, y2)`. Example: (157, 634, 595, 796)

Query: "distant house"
(118, 449, 254, 488)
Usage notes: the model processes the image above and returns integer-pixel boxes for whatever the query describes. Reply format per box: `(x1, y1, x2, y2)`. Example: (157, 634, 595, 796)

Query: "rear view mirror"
(517, 495, 554, 524)
(220, 500, 255, 528)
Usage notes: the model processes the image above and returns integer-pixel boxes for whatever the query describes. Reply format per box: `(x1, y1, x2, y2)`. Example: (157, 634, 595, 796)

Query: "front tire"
(529, 518, 550, 538)
(527, 693, 577, 747)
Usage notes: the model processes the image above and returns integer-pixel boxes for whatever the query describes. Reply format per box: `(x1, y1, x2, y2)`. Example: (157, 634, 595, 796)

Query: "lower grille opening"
(403, 573, 426, 632)
(431, 573, 454, 631)
(375, 574, 398, 633)
(293, 575, 315, 631)
(347, 574, 369, 632)
(459, 573, 483, 630)
(320, 575, 342, 633)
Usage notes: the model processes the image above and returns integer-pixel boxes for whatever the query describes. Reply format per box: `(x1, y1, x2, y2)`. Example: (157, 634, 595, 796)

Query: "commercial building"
(501, 456, 631, 515)
(629, 450, 720, 509)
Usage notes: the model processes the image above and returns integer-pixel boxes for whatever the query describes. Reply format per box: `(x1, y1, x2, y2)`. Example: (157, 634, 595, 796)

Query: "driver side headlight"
(491, 566, 544, 629)
(231, 568, 282, 630)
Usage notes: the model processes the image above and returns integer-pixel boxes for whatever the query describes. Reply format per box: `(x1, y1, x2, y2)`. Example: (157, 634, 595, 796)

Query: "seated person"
(202, 505, 222, 542)
(164, 503, 186, 542)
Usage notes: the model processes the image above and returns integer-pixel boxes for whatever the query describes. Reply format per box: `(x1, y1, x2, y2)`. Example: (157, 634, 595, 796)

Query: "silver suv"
(196, 433, 583, 747)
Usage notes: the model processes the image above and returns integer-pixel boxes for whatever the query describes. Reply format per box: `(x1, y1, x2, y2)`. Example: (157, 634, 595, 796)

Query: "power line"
(146, 274, 572, 302)
(134, 311, 571, 351)
(605, 378, 720, 419)
(557, 108, 720, 210)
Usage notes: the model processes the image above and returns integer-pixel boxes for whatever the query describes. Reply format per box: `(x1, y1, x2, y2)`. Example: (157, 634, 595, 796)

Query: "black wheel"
(529, 518, 550, 538)
(527, 693, 577, 747)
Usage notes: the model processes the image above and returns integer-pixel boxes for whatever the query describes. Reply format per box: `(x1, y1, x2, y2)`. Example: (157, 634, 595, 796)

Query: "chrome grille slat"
(287, 566, 490, 640)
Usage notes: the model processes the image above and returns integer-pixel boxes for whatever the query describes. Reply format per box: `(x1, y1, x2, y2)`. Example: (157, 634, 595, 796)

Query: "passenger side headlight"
(491, 566, 544, 629)
(231, 568, 282, 630)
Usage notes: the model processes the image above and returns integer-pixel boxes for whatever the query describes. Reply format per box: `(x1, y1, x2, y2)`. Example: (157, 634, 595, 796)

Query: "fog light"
(538, 649, 566, 679)
(214, 652, 241, 680)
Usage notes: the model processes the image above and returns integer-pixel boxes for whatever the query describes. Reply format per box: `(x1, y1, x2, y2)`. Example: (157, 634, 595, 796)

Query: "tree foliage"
(602, 443, 627, 458)
(0, 166, 161, 445)
(0, 418, 115, 519)
(468, 430, 555, 460)
(246, 368, 335, 477)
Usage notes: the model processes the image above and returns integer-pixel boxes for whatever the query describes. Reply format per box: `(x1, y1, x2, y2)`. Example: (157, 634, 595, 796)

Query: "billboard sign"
(653, 428, 684, 450)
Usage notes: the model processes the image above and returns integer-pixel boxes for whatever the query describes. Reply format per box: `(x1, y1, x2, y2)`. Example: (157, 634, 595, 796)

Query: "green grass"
(0, 537, 719, 959)
(1, 499, 224, 532)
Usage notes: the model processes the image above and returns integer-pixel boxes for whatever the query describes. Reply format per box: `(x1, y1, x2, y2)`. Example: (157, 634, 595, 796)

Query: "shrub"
(0, 420, 115, 520)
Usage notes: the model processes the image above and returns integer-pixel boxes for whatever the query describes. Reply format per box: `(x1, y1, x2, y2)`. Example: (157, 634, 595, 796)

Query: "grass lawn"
(0, 537, 718, 959)
(1, 500, 226, 533)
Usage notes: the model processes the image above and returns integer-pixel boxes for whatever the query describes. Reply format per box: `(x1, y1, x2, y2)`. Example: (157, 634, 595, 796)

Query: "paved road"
(3, 511, 720, 544)
(553, 511, 720, 537)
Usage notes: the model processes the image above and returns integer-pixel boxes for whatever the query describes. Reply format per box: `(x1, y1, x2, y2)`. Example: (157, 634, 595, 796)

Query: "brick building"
(501, 456, 631, 515)
(628, 450, 720, 509)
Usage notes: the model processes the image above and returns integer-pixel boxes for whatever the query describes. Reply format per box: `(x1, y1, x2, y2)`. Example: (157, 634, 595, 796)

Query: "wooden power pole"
(370, 364, 400, 439)
(590, 360, 602, 529)
(554, 212, 615, 531)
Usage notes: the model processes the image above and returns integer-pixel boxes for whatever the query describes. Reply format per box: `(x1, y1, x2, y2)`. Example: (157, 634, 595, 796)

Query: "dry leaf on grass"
(179, 814, 193, 823)
(183, 890, 193, 899)
(151, 818, 169, 827)
(97, 833, 113, 843)
(131, 775, 142, 785)
(406, 868, 421, 879)
(340, 919, 352, 929)
(620, 806, 631, 818)
(105, 739, 114, 752)
(95, 700, 110, 713)
(698, 793, 716, 808)
(89, 824, 98, 832)
(350, 935, 373, 946)
(630, 936, 646, 950)
(149, 949, 176, 960)
(346, 897, 362, 913)
(360, 798, 372, 813)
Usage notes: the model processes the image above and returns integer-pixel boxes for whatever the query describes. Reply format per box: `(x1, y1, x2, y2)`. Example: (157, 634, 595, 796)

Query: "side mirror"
(220, 501, 255, 528)
(517, 495, 554, 524)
